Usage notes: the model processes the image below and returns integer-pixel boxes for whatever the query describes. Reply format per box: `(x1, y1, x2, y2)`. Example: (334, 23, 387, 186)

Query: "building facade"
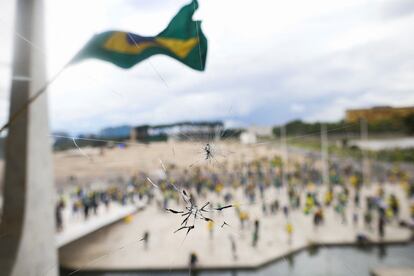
(130, 121, 224, 142)
(346, 106, 414, 123)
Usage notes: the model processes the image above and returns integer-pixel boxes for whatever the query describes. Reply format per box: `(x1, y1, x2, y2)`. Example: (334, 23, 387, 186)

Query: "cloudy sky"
(1, 0, 414, 134)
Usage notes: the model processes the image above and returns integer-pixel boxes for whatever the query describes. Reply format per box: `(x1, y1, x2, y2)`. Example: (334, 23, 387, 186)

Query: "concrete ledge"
(56, 204, 143, 247)
(371, 267, 414, 276)
(61, 239, 413, 272)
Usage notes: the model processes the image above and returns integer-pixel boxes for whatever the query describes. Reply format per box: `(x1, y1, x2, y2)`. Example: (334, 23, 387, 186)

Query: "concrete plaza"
(59, 182, 412, 272)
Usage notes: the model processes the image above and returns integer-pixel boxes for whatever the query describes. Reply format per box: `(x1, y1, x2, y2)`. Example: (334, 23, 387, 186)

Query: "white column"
(0, 0, 57, 275)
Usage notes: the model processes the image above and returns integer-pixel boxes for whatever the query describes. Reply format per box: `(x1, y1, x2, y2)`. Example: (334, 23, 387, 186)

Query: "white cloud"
(290, 103, 305, 113)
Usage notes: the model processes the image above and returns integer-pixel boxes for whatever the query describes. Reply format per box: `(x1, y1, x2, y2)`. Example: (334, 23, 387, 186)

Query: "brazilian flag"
(71, 0, 207, 71)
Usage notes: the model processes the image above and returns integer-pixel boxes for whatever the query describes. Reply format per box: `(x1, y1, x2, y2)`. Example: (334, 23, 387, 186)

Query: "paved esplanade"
(59, 183, 411, 271)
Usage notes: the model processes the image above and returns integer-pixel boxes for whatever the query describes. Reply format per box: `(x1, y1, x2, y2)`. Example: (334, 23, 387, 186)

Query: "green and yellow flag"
(71, 0, 207, 71)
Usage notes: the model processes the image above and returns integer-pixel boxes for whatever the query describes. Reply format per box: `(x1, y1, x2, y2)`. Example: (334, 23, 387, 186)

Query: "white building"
(240, 131, 257, 144)
(240, 125, 273, 144)
(247, 126, 273, 137)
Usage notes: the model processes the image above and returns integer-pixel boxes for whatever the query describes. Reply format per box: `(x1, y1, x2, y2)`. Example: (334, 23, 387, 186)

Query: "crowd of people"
(55, 147, 414, 255)
(55, 180, 143, 231)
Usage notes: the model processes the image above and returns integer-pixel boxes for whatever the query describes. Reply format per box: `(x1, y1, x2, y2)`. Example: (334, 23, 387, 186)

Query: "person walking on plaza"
(364, 210, 373, 230)
(239, 210, 249, 230)
(324, 188, 333, 206)
(91, 192, 99, 215)
(207, 220, 214, 239)
(313, 208, 323, 229)
(354, 190, 361, 207)
(286, 222, 293, 244)
(102, 191, 110, 210)
(353, 212, 358, 226)
(378, 207, 386, 239)
(72, 198, 80, 219)
(252, 220, 260, 247)
(189, 252, 198, 276)
(55, 198, 65, 232)
(142, 231, 149, 250)
(82, 194, 90, 220)
(389, 194, 400, 219)
(336, 201, 347, 224)
(283, 205, 289, 218)
(229, 235, 238, 261)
